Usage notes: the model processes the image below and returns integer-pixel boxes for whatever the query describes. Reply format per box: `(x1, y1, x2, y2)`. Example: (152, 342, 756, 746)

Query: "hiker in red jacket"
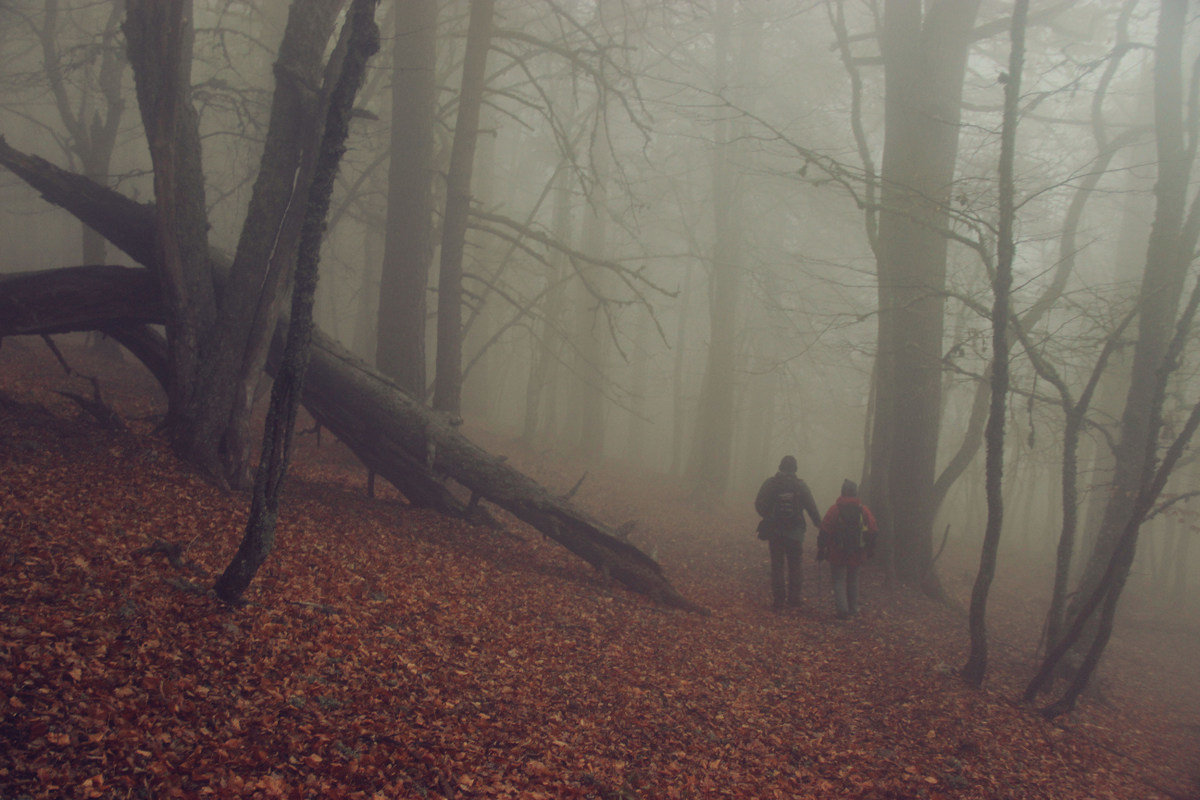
(817, 479, 879, 619)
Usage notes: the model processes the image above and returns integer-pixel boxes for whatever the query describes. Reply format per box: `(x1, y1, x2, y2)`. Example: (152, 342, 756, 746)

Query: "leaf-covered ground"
(2, 337, 1198, 800)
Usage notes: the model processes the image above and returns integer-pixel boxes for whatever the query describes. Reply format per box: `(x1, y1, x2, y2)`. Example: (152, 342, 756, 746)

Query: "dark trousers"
(768, 536, 803, 607)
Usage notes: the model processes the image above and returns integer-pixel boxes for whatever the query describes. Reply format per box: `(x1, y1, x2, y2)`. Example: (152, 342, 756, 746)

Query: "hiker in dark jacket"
(754, 455, 822, 610)
(817, 479, 879, 619)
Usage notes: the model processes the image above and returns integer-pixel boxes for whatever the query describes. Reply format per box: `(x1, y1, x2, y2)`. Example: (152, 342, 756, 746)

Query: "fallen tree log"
(0, 137, 478, 518)
(0, 266, 469, 517)
(0, 139, 702, 612)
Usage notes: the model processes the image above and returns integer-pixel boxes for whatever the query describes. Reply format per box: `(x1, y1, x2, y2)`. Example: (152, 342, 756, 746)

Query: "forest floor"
(1, 335, 1199, 800)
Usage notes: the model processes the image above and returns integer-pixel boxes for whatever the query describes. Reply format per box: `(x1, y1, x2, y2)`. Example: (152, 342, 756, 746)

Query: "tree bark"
(1062, 0, 1197, 658)
(376, 0, 437, 396)
(962, 0, 1027, 689)
(215, 0, 380, 604)
(299, 333, 705, 612)
(687, 0, 746, 497)
(197, 0, 344, 488)
(0, 266, 700, 609)
(433, 0, 494, 415)
(0, 266, 160, 334)
(0, 264, 700, 612)
(868, 0, 982, 590)
(122, 0, 347, 488)
(124, 0, 218, 473)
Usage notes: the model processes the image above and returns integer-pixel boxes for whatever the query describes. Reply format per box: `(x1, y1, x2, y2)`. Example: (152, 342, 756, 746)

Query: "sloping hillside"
(1, 336, 1196, 799)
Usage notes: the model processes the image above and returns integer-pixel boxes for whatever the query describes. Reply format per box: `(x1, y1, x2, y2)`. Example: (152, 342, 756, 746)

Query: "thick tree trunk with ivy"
(123, 0, 218, 474)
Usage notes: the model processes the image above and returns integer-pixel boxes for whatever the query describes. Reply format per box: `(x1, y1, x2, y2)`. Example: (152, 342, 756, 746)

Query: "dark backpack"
(834, 502, 864, 554)
(772, 484, 800, 524)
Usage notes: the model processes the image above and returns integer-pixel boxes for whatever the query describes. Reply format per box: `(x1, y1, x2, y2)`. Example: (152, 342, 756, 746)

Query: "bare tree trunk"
(687, 0, 742, 497)
(39, 0, 127, 269)
(868, 0, 981, 591)
(0, 265, 700, 612)
(1062, 0, 1198, 661)
(460, 105, 502, 425)
(206, 0, 346, 488)
(124, 0, 217, 472)
(1169, 504, 1192, 605)
(376, 0, 437, 396)
(962, 0, 1026, 688)
(928, 367, 990, 520)
(352, 218, 382, 359)
(1027, 27, 1200, 704)
(572, 142, 610, 459)
(123, 0, 346, 488)
(433, 0, 494, 415)
(1036, 315, 1134, 655)
(669, 264, 693, 478)
(1029, 371, 1200, 715)
(80, 19, 125, 272)
(521, 166, 572, 444)
(624, 308, 650, 466)
(215, 0, 380, 604)
(1036, 6, 1150, 649)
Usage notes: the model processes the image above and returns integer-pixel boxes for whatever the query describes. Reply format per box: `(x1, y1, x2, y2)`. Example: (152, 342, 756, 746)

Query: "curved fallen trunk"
(304, 328, 694, 609)
(0, 144, 703, 612)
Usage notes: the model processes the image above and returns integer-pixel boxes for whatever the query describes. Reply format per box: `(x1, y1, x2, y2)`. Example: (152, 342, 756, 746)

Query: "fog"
(1, 1, 1197, 646)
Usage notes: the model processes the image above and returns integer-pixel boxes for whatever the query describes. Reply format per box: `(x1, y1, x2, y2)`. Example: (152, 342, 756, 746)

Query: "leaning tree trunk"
(1027, 346, 1200, 715)
(0, 264, 699, 612)
(215, 0, 380, 604)
(0, 128, 701, 611)
(1061, 0, 1198, 660)
(192, 0, 345, 489)
(0, 189, 700, 618)
(122, 0, 347, 489)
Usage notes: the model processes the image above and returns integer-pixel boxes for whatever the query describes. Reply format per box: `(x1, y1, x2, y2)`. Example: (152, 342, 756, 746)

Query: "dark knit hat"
(779, 455, 798, 473)
(841, 479, 858, 496)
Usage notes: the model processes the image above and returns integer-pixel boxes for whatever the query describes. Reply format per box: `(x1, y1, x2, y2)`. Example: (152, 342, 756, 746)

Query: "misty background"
(0, 0, 1196, 632)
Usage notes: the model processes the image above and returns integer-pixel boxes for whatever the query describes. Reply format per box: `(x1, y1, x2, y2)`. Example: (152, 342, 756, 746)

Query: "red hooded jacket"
(818, 495, 879, 568)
